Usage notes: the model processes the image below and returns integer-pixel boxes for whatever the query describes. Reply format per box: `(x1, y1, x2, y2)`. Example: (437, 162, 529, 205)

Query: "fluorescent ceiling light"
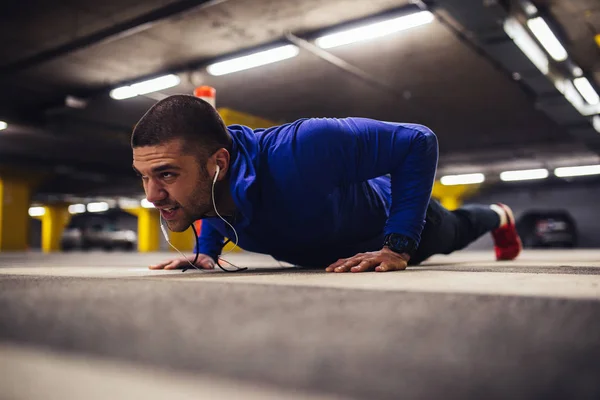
(68, 204, 86, 214)
(553, 77, 596, 116)
(561, 80, 584, 107)
(117, 198, 141, 209)
(440, 173, 485, 186)
(141, 199, 155, 208)
(206, 45, 299, 76)
(500, 168, 549, 181)
(87, 202, 109, 213)
(573, 77, 600, 105)
(315, 11, 434, 49)
(110, 74, 180, 100)
(28, 207, 45, 217)
(527, 17, 567, 61)
(593, 115, 600, 134)
(0, 121, 7, 130)
(554, 165, 600, 177)
(522, 1, 538, 16)
(572, 66, 583, 77)
(503, 18, 549, 74)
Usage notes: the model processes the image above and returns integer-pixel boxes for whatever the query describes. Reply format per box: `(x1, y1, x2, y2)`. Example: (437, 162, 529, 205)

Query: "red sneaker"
(491, 203, 522, 261)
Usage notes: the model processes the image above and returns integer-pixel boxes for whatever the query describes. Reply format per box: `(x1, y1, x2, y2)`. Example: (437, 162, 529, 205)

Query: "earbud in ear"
(213, 165, 220, 184)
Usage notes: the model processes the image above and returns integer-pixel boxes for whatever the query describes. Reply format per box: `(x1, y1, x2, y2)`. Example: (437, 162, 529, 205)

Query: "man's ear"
(212, 148, 230, 180)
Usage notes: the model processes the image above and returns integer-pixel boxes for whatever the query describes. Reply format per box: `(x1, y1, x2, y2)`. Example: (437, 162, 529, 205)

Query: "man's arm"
(195, 220, 225, 261)
(268, 117, 439, 247)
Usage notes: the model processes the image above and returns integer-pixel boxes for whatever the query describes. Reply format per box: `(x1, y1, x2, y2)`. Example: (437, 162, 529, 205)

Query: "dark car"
(62, 222, 137, 251)
(516, 209, 578, 248)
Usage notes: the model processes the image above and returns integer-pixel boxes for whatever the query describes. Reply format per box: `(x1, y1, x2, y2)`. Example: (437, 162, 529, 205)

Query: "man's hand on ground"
(149, 254, 215, 270)
(325, 247, 409, 273)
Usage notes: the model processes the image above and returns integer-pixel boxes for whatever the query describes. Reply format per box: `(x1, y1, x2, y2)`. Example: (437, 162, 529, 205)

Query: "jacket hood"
(226, 124, 261, 228)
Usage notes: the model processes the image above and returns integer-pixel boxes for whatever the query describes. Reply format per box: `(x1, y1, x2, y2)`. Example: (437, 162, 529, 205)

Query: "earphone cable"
(211, 168, 239, 257)
(160, 213, 202, 272)
(182, 165, 246, 272)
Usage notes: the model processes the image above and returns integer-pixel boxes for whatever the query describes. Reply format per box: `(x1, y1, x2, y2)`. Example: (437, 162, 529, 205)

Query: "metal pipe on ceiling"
(283, 32, 409, 102)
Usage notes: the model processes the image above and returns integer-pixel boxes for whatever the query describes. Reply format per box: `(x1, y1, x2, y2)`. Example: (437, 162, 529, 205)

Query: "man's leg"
(409, 199, 521, 265)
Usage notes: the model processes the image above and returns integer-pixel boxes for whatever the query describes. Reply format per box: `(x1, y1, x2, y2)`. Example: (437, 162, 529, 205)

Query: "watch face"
(385, 234, 416, 254)
(391, 236, 408, 247)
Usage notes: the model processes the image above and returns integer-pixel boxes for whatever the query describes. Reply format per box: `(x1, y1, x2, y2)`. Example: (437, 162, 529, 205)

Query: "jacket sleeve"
(195, 220, 224, 261)
(269, 117, 439, 246)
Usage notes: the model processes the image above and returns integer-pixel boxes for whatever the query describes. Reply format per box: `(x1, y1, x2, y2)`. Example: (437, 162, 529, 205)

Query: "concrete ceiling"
(0, 0, 599, 201)
(537, 0, 600, 84)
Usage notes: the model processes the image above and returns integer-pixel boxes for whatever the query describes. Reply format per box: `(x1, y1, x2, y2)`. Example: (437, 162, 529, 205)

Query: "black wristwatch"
(383, 233, 418, 257)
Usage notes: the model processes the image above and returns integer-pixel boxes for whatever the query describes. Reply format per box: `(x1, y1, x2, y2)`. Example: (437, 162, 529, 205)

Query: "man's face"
(132, 138, 213, 232)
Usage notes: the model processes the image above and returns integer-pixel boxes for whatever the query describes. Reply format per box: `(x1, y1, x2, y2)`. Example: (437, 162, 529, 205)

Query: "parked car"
(516, 209, 578, 248)
(62, 222, 137, 251)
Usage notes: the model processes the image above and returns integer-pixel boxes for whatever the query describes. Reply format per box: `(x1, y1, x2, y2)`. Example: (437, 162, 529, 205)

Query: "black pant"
(409, 199, 501, 265)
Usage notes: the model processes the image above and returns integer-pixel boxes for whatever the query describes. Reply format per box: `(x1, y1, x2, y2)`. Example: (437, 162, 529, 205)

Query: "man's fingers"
(149, 256, 216, 271)
(351, 258, 379, 273)
(333, 263, 352, 272)
(149, 260, 170, 270)
(198, 257, 215, 269)
(326, 258, 348, 272)
(334, 257, 365, 272)
(375, 262, 390, 272)
(375, 261, 406, 272)
(164, 259, 184, 270)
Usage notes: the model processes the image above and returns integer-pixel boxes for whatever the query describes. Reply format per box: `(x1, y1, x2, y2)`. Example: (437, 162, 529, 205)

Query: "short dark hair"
(131, 94, 231, 157)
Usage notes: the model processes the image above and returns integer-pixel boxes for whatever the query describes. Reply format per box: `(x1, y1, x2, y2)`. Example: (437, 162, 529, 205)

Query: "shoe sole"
(494, 203, 522, 260)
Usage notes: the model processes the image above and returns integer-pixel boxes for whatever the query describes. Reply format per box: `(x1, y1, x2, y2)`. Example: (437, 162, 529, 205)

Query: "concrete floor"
(1, 249, 600, 399)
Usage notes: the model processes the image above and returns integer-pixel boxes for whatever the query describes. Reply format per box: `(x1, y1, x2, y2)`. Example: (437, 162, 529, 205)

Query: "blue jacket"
(196, 117, 438, 267)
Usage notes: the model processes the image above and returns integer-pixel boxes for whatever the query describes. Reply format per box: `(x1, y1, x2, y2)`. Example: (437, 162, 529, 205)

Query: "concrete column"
(168, 228, 195, 252)
(124, 207, 160, 252)
(431, 181, 481, 211)
(40, 204, 72, 252)
(0, 176, 34, 251)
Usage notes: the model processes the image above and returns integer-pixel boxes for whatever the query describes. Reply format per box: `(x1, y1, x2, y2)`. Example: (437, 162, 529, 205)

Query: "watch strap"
(383, 233, 418, 257)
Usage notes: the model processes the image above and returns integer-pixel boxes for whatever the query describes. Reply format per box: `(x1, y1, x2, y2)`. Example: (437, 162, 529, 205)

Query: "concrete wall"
(464, 179, 600, 250)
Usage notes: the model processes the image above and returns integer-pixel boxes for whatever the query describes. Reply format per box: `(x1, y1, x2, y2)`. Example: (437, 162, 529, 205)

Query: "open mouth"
(160, 206, 180, 220)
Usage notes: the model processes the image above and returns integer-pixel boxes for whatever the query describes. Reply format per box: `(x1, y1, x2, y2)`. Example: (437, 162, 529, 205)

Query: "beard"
(163, 171, 214, 232)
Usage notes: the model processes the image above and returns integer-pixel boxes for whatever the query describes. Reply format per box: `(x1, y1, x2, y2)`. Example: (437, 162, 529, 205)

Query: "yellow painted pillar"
(124, 207, 160, 252)
(439, 195, 461, 211)
(431, 181, 481, 211)
(40, 204, 71, 252)
(168, 228, 195, 252)
(138, 208, 160, 252)
(218, 108, 278, 129)
(0, 176, 35, 251)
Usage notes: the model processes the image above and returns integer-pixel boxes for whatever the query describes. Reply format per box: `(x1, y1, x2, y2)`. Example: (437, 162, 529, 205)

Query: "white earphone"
(210, 163, 239, 256)
(214, 164, 220, 183)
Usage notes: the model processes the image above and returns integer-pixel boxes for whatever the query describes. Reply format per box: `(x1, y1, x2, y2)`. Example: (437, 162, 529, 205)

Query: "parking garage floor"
(1, 249, 600, 400)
